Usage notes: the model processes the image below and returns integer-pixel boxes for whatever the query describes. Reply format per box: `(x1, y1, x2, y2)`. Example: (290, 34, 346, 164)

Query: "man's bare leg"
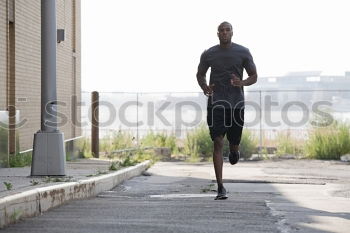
(213, 135, 224, 187)
(213, 135, 228, 199)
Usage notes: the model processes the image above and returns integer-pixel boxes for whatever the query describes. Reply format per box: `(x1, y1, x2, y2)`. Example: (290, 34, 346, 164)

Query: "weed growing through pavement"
(86, 169, 109, 177)
(3, 182, 13, 190)
(201, 183, 215, 193)
(44, 176, 74, 183)
(109, 161, 119, 171)
(10, 210, 22, 222)
(30, 180, 39, 186)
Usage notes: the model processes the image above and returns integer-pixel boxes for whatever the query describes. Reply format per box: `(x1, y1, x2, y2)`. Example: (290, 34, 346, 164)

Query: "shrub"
(184, 123, 213, 161)
(133, 150, 159, 165)
(0, 127, 8, 167)
(9, 152, 32, 167)
(120, 156, 138, 167)
(77, 137, 93, 158)
(223, 129, 257, 159)
(140, 131, 178, 154)
(102, 130, 134, 153)
(275, 131, 304, 156)
(239, 129, 258, 159)
(78, 131, 134, 159)
(184, 124, 258, 161)
(305, 121, 350, 160)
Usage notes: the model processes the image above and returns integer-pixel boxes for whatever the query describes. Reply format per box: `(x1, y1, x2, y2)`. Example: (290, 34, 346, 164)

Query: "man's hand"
(202, 84, 215, 96)
(230, 74, 243, 87)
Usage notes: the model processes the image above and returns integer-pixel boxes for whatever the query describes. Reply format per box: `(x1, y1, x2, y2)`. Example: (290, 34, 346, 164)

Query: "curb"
(0, 160, 151, 228)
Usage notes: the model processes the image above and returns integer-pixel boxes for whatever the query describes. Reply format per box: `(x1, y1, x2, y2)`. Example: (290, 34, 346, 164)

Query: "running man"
(196, 21, 258, 200)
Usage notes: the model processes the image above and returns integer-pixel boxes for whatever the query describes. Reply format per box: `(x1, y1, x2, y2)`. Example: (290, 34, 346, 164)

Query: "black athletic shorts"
(207, 107, 244, 145)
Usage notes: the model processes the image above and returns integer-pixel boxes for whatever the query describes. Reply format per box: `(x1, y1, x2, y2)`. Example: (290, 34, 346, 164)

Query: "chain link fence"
(81, 90, 350, 150)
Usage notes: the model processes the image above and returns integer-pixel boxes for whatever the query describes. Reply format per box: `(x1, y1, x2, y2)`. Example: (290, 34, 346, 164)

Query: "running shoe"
(215, 186, 228, 200)
(229, 150, 240, 165)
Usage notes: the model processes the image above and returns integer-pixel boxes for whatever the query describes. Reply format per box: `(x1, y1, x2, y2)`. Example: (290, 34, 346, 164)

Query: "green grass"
(184, 123, 258, 161)
(30, 180, 39, 186)
(3, 182, 13, 190)
(10, 210, 22, 223)
(132, 151, 159, 165)
(109, 161, 119, 171)
(98, 131, 168, 163)
(140, 131, 178, 154)
(0, 127, 8, 167)
(77, 137, 93, 158)
(78, 132, 158, 171)
(237, 129, 258, 159)
(9, 152, 32, 167)
(305, 121, 350, 160)
(120, 156, 138, 167)
(100, 130, 135, 155)
(184, 123, 213, 161)
(118, 151, 159, 167)
(44, 176, 74, 183)
(200, 183, 215, 193)
(275, 132, 304, 156)
(85, 151, 157, 178)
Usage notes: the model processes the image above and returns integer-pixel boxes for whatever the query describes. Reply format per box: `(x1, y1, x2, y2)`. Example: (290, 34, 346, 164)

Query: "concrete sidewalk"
(0, 159, 151, 228)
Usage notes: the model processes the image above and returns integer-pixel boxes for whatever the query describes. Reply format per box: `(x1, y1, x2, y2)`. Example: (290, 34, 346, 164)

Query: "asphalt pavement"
(1, 159, 350, 233)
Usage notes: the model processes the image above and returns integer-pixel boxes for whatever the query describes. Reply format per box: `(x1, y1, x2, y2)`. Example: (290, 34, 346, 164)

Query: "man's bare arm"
(197, 67, 214, 96)
(196, 70, 207, 89)
(231, 68, 258, 87)
(242, 71, 257, 86)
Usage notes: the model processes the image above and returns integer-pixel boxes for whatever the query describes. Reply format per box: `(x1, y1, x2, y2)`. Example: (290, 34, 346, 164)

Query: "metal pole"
(31, 0, 66, 176)
(41, 0, 57, 132)
(91, 91, 99, 158)
(136, 93, 139, 145)
(259, 90, 263, 157)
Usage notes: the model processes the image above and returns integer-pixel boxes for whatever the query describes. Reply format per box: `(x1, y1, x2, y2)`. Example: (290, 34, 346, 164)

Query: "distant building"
(249, 71, 350, 91)
(0, 0, 81, 165)
(246, 71, 350, 111)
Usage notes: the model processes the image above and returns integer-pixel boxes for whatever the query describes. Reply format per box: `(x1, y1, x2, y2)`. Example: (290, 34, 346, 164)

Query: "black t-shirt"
(198, 43, 256, 109)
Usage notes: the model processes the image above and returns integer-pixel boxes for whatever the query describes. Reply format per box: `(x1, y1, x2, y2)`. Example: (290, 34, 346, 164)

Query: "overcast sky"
(81, 0, 350, 92)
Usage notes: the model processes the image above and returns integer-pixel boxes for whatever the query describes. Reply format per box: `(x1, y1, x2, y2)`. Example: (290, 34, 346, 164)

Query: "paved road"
(1, 160, 350, 233)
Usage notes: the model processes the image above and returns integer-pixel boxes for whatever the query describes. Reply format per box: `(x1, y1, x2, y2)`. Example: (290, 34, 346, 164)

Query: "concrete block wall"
(0, 0, 81, 152)
(14, 0, 42, 151)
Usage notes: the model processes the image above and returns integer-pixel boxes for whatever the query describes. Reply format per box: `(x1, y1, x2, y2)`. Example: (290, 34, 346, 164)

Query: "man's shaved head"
(217, 21, 233, 46)
(218, 21, 232, 31)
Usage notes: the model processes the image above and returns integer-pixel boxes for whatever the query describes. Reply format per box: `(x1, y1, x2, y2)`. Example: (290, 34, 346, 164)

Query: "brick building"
(0, 0, 81, 166)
